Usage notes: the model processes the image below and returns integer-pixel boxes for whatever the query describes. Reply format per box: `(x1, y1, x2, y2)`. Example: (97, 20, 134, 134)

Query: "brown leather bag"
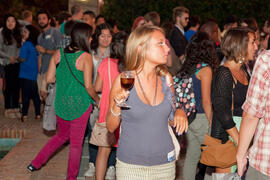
(200, 71, 237, 168)
(200, 134, 237, 168)
(89, 121, 116, 147)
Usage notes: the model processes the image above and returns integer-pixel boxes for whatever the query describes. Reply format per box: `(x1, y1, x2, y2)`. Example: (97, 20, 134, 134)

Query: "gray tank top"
(91, 51, 103, 84)
(117, 77, 175, 166)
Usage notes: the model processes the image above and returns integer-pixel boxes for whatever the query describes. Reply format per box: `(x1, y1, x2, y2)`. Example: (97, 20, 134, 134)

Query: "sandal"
(21, 115, 27, 122)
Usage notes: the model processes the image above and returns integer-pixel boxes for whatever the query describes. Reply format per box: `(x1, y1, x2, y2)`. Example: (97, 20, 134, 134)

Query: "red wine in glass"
(121, 77, 134, 90)
(118, 71, 134, 108)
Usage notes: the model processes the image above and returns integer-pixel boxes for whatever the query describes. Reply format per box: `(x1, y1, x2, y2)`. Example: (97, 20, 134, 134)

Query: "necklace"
(136, 72, 158, 105)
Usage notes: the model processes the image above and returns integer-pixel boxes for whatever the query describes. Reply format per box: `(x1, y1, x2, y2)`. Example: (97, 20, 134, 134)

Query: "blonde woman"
(107, 25, 188, 180)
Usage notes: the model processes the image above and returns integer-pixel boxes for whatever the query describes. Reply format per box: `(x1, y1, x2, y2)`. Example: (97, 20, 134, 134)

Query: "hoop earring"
(237, 55, 245, 64)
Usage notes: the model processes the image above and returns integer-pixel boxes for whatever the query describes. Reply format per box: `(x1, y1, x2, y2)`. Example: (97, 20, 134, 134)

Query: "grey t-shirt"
(38, 27, 62, 73)
(117, 77, 175, 166)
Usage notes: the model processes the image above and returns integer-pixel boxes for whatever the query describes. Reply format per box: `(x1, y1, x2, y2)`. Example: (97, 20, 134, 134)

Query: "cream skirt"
(116, 158, 176, 180)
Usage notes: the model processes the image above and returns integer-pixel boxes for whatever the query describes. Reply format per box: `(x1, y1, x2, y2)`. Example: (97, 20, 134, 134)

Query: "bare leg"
(95, 146, 112, 180)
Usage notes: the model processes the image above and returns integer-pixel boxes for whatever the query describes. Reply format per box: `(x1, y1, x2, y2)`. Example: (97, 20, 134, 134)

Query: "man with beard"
(36, 10, 62, 103)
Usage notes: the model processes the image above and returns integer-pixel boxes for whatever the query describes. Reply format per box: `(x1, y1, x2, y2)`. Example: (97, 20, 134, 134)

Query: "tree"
(101, 0, 270, 31)
(102, 0, 181, 31)
(0, 0, 68, 27)
(0, 0, 25, 26)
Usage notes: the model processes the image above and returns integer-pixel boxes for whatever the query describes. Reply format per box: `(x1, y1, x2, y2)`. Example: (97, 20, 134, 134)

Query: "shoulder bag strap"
(230, 70, 236, 114)
(231, 84, 234, 114)
(108, 58, 112, 89)
(63, 51, 84, 87)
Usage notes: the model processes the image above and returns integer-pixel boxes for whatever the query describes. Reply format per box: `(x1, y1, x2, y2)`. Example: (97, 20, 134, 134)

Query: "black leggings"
(4, 63, 20, 109)
(20, 78, 40, 116)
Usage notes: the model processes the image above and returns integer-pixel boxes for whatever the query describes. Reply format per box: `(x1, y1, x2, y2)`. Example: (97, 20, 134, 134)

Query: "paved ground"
(0, 93, 212, 180)
(0, 93, 92, 180)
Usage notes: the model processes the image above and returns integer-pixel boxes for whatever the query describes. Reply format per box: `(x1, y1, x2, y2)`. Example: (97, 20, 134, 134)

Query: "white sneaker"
(105, 166, 116, 180)
(84, 162, 95, 177)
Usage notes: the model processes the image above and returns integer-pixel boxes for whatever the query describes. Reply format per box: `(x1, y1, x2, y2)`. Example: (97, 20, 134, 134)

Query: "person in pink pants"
(27, 22, 100, 180)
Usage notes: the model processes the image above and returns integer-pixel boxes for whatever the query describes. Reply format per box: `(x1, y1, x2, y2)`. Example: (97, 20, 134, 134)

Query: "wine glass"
(117, 71, 134, 108)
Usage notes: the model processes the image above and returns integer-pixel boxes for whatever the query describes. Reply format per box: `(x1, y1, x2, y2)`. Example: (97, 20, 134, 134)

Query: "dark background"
(1, 0, 269, 31)
(0, 0, 68, 26)
(102, 0, 270, 30)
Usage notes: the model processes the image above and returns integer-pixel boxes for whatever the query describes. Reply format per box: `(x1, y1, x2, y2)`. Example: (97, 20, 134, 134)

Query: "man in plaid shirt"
(237, 50, 270, 179)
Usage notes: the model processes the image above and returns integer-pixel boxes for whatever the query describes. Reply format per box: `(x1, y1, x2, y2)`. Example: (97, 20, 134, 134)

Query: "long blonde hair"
(125, 25, 168, 75)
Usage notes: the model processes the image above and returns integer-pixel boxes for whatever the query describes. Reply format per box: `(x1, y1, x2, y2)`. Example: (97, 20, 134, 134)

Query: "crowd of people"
(0, 3, 270, 180)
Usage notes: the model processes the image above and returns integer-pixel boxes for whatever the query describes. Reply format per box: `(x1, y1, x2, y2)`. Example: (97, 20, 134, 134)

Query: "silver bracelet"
(110, 107, 121, 117)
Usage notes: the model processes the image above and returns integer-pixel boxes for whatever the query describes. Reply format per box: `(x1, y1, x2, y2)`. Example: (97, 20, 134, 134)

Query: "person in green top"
(27, 22, 100, 180)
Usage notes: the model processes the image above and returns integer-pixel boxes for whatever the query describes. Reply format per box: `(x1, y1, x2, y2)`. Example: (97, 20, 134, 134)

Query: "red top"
(97, 57, 120, 147)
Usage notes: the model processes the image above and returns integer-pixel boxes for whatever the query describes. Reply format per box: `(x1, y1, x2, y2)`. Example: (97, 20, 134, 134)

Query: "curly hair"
(2, 14, 22, 48)
(179, 31, 219, 76)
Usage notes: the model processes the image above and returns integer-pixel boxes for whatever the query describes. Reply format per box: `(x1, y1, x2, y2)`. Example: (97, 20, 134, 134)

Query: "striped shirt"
(242, 50, 270, 176)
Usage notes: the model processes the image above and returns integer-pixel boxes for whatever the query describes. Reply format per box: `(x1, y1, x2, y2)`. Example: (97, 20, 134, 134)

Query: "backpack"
(173, 63, 207, 124)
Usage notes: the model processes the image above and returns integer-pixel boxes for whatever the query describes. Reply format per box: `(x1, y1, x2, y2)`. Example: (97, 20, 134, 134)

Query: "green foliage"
(0, 0, 68, 27)
(102, 0, 270, 31)
(102, 0, 181, 31)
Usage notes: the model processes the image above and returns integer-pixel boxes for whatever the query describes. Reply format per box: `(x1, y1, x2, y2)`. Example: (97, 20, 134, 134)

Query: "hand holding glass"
(116, 71, 134, 108)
